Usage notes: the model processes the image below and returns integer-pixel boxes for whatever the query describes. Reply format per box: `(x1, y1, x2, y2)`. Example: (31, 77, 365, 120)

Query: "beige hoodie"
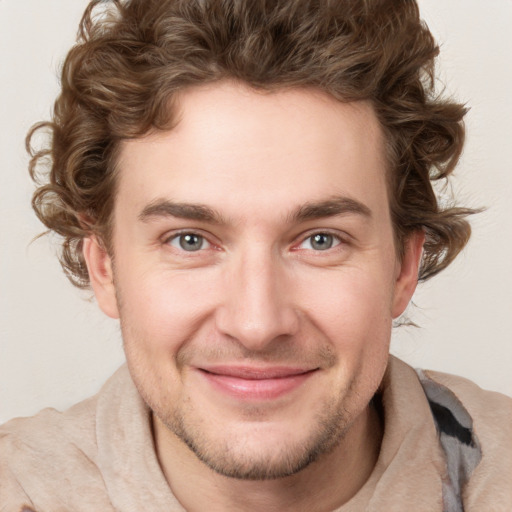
(1, 356, 511, 511)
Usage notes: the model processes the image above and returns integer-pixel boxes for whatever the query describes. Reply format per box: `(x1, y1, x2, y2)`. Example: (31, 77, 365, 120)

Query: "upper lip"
(198, 365, 317, 380)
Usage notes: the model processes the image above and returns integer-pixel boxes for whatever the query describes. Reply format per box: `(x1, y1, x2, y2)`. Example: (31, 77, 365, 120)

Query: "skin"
(84, 81, 424, 511)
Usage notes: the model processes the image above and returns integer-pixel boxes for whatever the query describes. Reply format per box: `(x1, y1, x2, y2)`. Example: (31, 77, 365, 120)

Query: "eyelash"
(163, 229, 348, 254)
(164, 230, 215, 253)
(295, 231, 344, 252)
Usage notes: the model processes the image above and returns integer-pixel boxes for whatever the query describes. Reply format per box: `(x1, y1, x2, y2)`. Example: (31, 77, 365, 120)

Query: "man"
(1, 0, 511, 510)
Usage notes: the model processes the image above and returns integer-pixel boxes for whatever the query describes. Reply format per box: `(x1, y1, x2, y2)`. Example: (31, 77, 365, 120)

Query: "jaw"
(152, 390, 383, 512)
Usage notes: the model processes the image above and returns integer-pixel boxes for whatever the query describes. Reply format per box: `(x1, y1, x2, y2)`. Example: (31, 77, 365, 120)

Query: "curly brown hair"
(28, 0, 475, 288)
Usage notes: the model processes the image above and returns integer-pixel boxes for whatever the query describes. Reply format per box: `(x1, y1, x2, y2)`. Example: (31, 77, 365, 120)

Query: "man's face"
(86, 82, 420, 479)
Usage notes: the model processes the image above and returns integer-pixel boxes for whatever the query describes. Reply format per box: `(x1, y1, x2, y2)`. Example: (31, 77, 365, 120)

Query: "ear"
(82, 236, 119, 319)
(391, 230, 425, 318)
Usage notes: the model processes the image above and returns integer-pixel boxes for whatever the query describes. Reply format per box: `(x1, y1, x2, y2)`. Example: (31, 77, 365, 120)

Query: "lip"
(196, 365, 318, 400)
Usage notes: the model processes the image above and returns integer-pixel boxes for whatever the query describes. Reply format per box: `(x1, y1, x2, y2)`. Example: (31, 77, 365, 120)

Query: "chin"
(161, 395, 351, 481)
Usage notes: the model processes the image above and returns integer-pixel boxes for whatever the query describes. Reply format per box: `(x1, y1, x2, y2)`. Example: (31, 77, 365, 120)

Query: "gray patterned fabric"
(417, 370, 482, 512)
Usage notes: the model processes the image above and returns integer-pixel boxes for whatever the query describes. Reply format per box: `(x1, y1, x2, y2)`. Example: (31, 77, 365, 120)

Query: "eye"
(168, 233, 211, 252)
(300, 232, 341, 251)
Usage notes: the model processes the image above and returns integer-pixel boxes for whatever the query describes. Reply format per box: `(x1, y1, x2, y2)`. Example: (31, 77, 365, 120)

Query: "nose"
(215, 247, 299, 351)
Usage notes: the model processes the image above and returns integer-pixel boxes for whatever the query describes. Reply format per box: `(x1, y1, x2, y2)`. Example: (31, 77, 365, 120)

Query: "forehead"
(116, 82, 388, 223)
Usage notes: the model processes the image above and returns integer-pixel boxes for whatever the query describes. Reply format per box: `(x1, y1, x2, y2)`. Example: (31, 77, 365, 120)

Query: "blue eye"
(301, 233, 339, 251)
(169, 233, 210, 252)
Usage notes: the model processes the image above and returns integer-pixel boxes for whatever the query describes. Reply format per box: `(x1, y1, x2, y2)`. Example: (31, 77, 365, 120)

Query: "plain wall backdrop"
(1, 0, 511, 424)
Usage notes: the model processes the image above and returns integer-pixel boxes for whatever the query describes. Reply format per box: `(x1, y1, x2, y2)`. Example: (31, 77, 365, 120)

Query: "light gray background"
(1, 0, 511, 423)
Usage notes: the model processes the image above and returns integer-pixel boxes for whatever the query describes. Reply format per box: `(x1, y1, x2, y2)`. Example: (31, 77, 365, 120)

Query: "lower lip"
(199, 370, 316, 401)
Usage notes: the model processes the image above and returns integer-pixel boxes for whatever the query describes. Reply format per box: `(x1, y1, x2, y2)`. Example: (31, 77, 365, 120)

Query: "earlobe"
(391, 230, 425, 318)
(82, 236, 120, 319)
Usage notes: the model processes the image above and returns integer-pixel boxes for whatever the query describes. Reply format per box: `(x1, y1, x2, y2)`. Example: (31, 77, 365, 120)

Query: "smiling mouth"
(197, 366, 318, 400)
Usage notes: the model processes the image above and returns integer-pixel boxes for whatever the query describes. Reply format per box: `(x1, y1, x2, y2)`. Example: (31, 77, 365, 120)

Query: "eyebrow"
(139, 200, 224, 223)
(138, 195, 372, 224)
(290, 196, 372, 223)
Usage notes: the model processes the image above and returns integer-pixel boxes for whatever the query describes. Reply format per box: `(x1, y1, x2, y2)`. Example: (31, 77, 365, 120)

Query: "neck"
(154, 403, 382, 512)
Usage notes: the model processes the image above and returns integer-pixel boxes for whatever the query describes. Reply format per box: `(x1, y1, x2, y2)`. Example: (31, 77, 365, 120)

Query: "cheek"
(292, 267, 392, 412)
(116, 264, 219, 350)
(294, 264, 394, 393)
(297, 267, 394, 338)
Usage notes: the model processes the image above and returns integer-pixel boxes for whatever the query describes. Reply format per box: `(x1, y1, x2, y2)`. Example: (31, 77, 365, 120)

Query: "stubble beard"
(157, 389, 353, 481)
(123, 341, 357, 481)
(117, 288, 357, 481)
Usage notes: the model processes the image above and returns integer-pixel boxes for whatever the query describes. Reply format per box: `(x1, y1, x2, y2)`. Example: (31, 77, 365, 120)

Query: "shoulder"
(422, 368, 512, 438)
(0, 368, 131, 511)
(422, 369, 512, 509)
